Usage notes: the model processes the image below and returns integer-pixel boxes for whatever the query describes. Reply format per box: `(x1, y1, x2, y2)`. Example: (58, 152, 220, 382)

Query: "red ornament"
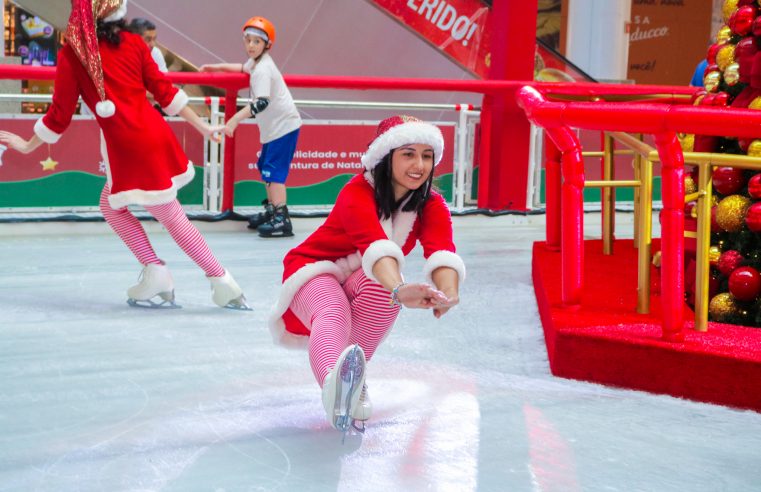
(745, 202, 761, 231)
(754, 15, 761, 36)
(729, 6, 757, 36)
(707, 43, 721, 64)
(711, 205, 720, 232)
(718, 250, 744, 277)
(739, 138, 753, 152)
(729, 266, 761, 301)
(713, 166, 746, 195)
(713, 92, 730, 106)
(749, 174, 761, 199)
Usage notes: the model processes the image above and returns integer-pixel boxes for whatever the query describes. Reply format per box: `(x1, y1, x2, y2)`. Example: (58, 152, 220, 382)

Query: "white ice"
(1, 214, 760, 492)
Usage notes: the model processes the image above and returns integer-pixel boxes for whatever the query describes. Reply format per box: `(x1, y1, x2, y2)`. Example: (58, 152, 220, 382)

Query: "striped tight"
(99, 185, 225, 277)
(290, 269, 401, 386)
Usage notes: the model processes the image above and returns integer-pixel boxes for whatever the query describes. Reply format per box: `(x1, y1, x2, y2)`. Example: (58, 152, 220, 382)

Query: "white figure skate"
(350, 384, 372, 431)
(127, 263, 179, 308)
(322, 344, 367, 438)
(209, 270, 251, 310)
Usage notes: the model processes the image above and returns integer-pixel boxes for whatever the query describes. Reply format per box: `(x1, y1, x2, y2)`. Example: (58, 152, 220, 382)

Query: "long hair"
(372, 150, 435, 220)
(96, 18, 128, 45)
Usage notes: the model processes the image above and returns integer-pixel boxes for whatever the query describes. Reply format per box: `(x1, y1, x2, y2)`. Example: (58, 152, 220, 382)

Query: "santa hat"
(66, 0, 129, 118)
(361, 115, 445, 171)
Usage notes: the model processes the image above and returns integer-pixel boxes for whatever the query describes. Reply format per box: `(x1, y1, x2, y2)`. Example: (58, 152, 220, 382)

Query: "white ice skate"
(209, 270, 251, 310)
(127, 263, 179, 309)
(351, 384, 372, 430)
(322, 344, 367, 438)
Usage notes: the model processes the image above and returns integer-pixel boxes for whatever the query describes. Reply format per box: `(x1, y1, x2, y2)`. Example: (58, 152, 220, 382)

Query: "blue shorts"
(257, 128, 300, 184)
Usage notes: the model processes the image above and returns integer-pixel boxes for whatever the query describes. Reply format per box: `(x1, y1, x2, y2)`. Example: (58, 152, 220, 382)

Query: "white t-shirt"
(151, 46, 168, 73)
(243, 53, 302, 144)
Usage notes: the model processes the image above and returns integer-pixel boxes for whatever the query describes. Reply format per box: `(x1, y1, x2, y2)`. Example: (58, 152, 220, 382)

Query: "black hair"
(371, 149, 435, 220)
(128, 18, 156, 34)
(96, 18, 128, 45)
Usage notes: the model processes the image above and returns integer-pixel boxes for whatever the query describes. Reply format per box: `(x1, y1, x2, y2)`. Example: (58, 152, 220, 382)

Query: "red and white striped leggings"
(99, 185, 225, 277)
(290, 270, 401, 386)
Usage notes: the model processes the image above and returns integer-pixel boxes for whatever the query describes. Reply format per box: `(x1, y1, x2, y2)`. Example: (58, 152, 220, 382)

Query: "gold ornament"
(709, 245, 722, 265)
(716, 194, 751, 232)
(712, 194, 721, 207)
(750, 97, 761, 110)
(685, 175, 698, 195)
(717, 25, 733, 44)
(748, 140, 761, 157)
(679, 133, 695, 152)
(40, 156, 58, 171)
(652, 251, 662, 268)
(704, 71, 722, 93)
(716, 44, 736, 72)
(709, 292, 741, 321)
(723, 0, 739, 23)
(690, 203, 699, 219)
(724, 62, 740, 86)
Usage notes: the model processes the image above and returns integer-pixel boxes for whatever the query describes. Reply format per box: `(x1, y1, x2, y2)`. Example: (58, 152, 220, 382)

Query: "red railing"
(517, 85, 761, 341)
(0, 65, 696, 212)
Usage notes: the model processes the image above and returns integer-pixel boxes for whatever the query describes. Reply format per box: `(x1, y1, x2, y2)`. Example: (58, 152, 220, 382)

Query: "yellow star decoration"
(40, 156, 58, 171)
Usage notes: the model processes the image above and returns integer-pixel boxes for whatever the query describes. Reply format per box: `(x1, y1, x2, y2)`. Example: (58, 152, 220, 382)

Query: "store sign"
(369, 0, 492, 78)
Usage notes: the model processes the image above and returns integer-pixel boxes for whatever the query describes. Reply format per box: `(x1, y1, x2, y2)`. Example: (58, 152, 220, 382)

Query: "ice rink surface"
(1, 214, 761, 492)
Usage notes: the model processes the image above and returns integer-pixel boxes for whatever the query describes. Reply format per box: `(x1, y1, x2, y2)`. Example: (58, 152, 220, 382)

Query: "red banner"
(370, 0, 492, 78)
(233, 122, 455, 187)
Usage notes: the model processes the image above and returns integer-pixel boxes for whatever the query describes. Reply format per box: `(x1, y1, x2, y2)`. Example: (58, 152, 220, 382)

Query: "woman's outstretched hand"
(395, 282, 449, 310)
(433, 293, 459, 319)
(201, 124, 225, 143)
(0, 131, 32, 153)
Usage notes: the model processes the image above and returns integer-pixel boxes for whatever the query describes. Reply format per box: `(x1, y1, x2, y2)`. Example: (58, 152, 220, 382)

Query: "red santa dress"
(34, 31, 192, 209)
(269, 173, 467, 348)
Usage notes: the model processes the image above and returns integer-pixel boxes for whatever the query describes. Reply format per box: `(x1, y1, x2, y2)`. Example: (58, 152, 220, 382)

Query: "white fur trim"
(107, 162, 195, 209)
(391, 210, 416, 247)
(423, 250, 466, 284)
(361, 121, 444, 171)
(103, 0, 128, 22)
(268, 261, 345, 349)
(96, 100, 116, 118)
(33, 118, 61, 144)
(162, 89, 189, 116)
(361, 239, 405, 283)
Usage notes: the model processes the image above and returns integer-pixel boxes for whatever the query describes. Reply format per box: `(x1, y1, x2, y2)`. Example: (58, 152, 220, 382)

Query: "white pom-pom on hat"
(96, 100, 116, 118)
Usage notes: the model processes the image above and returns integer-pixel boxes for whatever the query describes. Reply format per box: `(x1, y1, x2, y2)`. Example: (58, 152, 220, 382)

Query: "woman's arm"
(372, 256, 448, 310)
(199, 63, 245, 73)
(0, 132, 43, 154)
(177, 106, 223, 142)
(431, 266, 459, 318)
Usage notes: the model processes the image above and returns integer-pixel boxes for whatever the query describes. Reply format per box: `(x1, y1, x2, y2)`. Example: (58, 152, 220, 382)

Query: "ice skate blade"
(127, 297, 181, 309)
(333, 346, 364, 437)
(258, 231, 295, 238)
(223, 295, 253, 311)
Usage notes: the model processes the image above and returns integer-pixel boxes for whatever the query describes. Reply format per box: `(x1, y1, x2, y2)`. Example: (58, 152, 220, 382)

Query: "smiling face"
(243, 34, 267, 60)
(390, 144, 434, 200)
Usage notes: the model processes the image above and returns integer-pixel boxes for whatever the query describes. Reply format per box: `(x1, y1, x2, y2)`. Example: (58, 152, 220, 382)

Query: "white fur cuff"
(423, 250, 466, 284)
(34, 118, 62, 144)
(361, 239, 405, 283)
(162, 89, 189, 116)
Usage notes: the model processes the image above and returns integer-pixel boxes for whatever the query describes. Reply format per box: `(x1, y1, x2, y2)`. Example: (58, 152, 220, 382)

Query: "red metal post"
(544, 133, 561, 250)
(654, 132, 686, 342)
(478, 0, 538, 211)
(221, 88, 239, 213)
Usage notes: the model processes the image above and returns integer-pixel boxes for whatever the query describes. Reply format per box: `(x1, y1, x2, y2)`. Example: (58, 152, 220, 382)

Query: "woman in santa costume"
(270, 115, 465, 433)
(0, 0, 249, 309)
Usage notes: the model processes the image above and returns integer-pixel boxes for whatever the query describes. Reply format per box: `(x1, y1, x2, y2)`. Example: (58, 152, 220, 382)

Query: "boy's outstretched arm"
(199, 63, 245, 73)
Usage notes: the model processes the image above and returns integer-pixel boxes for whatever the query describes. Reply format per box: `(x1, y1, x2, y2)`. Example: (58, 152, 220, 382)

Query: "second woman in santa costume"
(0, 0, 249, 309)
(269, 115, 465, 433)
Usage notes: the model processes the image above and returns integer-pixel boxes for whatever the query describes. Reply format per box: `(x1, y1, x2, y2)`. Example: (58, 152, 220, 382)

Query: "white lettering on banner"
(628, 25, 669, 42)
(407, 0, 481, 47)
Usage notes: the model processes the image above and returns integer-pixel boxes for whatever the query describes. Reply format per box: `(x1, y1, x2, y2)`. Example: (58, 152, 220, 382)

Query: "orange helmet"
(242, 16, 276, 47)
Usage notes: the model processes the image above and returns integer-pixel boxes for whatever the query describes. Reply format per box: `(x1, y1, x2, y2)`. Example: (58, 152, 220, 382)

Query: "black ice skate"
(258, 204, 294, 238)
(247, 199, 274, 230)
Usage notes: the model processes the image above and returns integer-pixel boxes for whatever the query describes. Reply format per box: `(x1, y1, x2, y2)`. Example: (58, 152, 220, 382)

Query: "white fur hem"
(361, 239, 405, 283)
(162, 89, 189, 116)
(103, 0, 128, 22)
(34, 118, 62, 144)
(269, 261, 345, 349)
(423, 250, 466, 284)
(361, 121, 444, 170)
(107, 162, 195, 209)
